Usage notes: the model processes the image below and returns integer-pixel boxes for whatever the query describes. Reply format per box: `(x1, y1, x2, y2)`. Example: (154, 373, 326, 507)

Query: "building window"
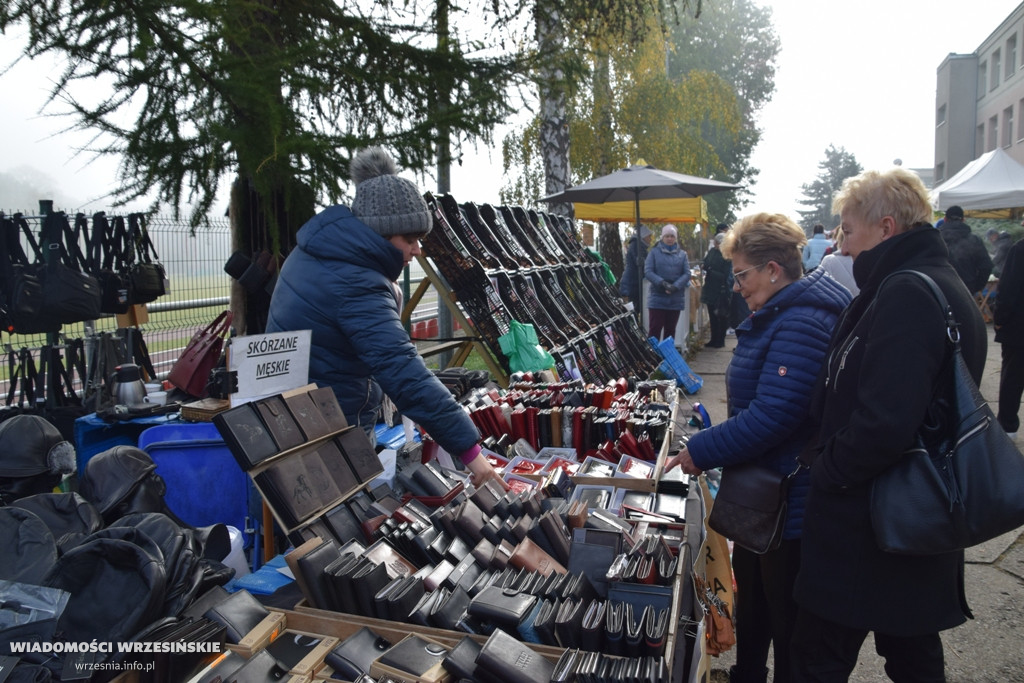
(1009, 34, 1018, 78)
(989, 114, 999, 150)
(1005, 106, 1015, 147)
(979, 61, 988, 99)
(1019, 98, 1024, 140)
(936, 162, 945, 184)
(992, 50, 1002, 91)
(937, 104, 946, 126)
(978, 123, 986, 153)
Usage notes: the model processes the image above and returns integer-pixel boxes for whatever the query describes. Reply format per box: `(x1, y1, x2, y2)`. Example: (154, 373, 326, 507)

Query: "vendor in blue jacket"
(267, 147, 503, 487)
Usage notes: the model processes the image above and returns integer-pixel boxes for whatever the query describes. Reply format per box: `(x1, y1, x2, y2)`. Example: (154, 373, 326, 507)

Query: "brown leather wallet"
(509, 537, 566, 576)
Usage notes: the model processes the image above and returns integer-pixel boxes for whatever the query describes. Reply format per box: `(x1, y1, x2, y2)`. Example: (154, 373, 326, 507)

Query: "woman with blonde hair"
(667, 212, 851, 683)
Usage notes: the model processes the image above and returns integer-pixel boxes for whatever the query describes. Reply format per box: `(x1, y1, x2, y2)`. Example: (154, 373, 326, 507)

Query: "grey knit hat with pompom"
(350, 146, 432, 237)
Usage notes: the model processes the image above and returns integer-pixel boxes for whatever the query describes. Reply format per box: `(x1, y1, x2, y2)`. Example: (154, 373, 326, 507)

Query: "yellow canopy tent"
(573, 196, 708, 224)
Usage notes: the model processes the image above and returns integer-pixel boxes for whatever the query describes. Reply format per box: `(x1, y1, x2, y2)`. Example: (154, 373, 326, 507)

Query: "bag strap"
(880, 270, 960, 349)
(110, 215, 135, 269)
(201, 310, 234, 338)
(128, 328, 157, 380)
(129, 213, 161, 264)
(12, 213, 41, 265)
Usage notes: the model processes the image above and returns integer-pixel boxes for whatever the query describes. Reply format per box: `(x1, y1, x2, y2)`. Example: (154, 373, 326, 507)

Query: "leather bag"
(870, 270, 1024, 554)
(167, 310, 233, 397)
(127, 213, 167, 303)
(707, 460, 796, 554)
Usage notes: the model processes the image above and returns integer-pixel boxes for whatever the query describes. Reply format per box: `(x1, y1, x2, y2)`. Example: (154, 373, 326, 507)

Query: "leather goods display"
(294, 538, 340, 609)
(869, 270, 1024, 554)
(580, 598, 606, 651)
(707, 460, 793, 554)
(202, 589, 270, 644)
(317, 440, 360, 495)
(253, 456, 324, 528)
(284, 390, 332, 440)
(214, 402, 279, 471)
(325, 627, 392, 681)
(168, 310, 233, 397)
(509, 536, 566, 576)
(255, 395, 305, 452)
(441, 635, 483, 680)
(476, 626, 554, 683)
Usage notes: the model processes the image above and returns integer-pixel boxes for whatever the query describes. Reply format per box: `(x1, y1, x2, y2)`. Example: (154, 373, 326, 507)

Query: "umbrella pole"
(634, 193, 645, 327)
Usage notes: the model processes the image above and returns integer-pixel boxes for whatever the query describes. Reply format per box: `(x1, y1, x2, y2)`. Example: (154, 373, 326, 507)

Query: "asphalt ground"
(683, 323, 1024, 682)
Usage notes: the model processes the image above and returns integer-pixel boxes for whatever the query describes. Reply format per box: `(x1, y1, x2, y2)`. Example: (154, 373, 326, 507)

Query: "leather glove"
(664, 284, 677, 294)
(661, 282, 673, 293)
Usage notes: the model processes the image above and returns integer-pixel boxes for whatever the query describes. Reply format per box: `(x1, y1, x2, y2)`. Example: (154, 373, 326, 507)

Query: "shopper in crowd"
(701, 232, 733, 348)
(816, 228, 859, 296)
(793, 168, 986, 681)
(619, 224, 652, 305)
(994, 236, 1024, 437)
(644, 224, 691, 342)
(267, 146, 505, 488)
(665, 212, 851, 683)
(987, 227, 1013, 277)
(802, 223, 830, 272)
(939, 205, 992, 293)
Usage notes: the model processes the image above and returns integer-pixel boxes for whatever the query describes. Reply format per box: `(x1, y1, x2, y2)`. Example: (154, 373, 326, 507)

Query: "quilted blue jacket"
(266, 205, 480, 455)
(686, 269, 851, 538)
(644, 241, 691, 310)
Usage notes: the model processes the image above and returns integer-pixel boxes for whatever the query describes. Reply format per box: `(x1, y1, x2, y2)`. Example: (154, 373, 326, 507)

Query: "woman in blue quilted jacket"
(267, 147, 504, 488)
(665, 212, 851, 683)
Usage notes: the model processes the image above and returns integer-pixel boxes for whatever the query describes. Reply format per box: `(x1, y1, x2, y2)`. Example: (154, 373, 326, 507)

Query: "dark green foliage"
(797, 145, 863, 232)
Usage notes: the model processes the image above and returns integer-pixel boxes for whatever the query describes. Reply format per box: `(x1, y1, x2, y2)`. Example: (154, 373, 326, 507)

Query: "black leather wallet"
(227, 648, 288, 682)
(323, 502, 363, 544)
(253, 456, 321, 528)
(351, 558, 390, 617)
(324, 627, 391, 680)
(581, 598, 607, 652)
(429, 584, 473, 632)
(202, 589, 269, 644)
(317, 440, 360, 496)
(255, 395, 305, 452)
(539, 509, 572, 565)
(376, 634, 448, 677)
(476, 627, 554, 683)
(531, 596, 561, 646)
(373, 575, 407, 620)
(300, 450, 343, 510)
(604, 599, 625, 656)
(386, 575, 426, 621)
(452, 499, 487, 544)
(213, 402, 279, 471)
(551, 647, 581, 683)
(335, 428, 384, 483)
(626, 603, 650, 651)
(644, 606, 669, 658)
(324, 553, 362, 613)
(441, 636, 483, 681)
(295, 538, 340, 609)
(412, 464, 452, 497)
(309, 386, 348, 432)
(554, 596, 585, 649)
(468, 584, 539, 630)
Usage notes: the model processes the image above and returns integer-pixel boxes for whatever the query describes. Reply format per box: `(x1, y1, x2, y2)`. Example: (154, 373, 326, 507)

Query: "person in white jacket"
(817, 229, 859, 296)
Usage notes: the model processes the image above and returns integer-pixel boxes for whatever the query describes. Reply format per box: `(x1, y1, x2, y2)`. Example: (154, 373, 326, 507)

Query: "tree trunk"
(535, 3, 572, 218)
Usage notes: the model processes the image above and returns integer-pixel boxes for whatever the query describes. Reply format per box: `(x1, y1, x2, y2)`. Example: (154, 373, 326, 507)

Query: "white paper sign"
(228, 330, 312, 405)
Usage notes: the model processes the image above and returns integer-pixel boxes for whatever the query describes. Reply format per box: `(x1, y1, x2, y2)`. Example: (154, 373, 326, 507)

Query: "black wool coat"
(795, 226, 988, 637)
(994, 238, 1024, 348)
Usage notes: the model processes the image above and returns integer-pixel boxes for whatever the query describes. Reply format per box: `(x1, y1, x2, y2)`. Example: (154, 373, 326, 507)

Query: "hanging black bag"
(0, 347, 39, 424)
(39, 342, 89, 442)
(0, 213, 58, 335)
(870, 270, 1024, 554)
(88, 212, 133, 315)
(127, 213, 167, 304)
(36, 211, 104, 326)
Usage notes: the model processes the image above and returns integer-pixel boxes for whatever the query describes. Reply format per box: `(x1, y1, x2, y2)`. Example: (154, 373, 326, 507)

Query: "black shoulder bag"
(870, 269, 1024, 554)
(127, 213, 167, 304)
(89, 212, 132, 315)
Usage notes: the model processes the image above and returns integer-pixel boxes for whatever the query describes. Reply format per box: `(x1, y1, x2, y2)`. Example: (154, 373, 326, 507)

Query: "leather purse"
(708, 461, 792, 554)
(429, 585, 473, 632)
(351, 558, 390, 617)
(441, 636, 483, 681)
(168, 310, 233, 397)
(294, 538, 340, 609)
(452, 499, 487, 544)
(386, 575, 426, 621)
(375, 634, 448, 678)
(531, 596, 561, 646)
(554, 597, 585, 648)
(324, 553, 362, 613)
(476, 627, 554, 683)
(324, 627, 391, 681)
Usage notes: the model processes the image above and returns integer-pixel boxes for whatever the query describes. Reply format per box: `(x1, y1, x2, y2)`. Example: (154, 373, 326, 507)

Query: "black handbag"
(0, 213, 60, 335)
(89, 212, 133, 314)
(870, 270, 1024, 555)
(707, 461, 799, 554)
(127, 213, 167, 304)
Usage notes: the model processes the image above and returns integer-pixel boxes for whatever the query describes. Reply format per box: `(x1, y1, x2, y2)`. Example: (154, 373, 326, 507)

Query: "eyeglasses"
(733, 263, 766, 287)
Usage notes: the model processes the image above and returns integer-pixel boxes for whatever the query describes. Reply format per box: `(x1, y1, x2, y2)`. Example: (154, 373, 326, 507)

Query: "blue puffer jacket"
(686, 269, 851, 539)
(266, 206, 480, 456)
(644, 241, 690, 310)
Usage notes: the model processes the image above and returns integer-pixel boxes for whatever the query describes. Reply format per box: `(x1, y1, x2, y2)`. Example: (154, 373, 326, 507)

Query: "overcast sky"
(2, 0, 1022, 220)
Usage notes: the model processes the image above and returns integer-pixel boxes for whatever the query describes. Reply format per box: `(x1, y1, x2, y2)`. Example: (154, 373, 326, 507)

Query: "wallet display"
(213, 402, 279, 471)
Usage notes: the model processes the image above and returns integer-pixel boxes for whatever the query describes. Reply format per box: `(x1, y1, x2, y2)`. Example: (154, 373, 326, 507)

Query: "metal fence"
(1, 208, 440, 401)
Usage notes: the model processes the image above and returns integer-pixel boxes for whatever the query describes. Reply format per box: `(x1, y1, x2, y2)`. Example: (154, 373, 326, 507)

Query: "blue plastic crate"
(648, 336, 703, 394)
(73, 413, 179, 477)
(137, 423, 258, 548)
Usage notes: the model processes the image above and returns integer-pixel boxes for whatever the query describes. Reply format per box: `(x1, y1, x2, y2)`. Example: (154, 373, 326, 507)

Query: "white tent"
(931, 147, 1024, 210)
